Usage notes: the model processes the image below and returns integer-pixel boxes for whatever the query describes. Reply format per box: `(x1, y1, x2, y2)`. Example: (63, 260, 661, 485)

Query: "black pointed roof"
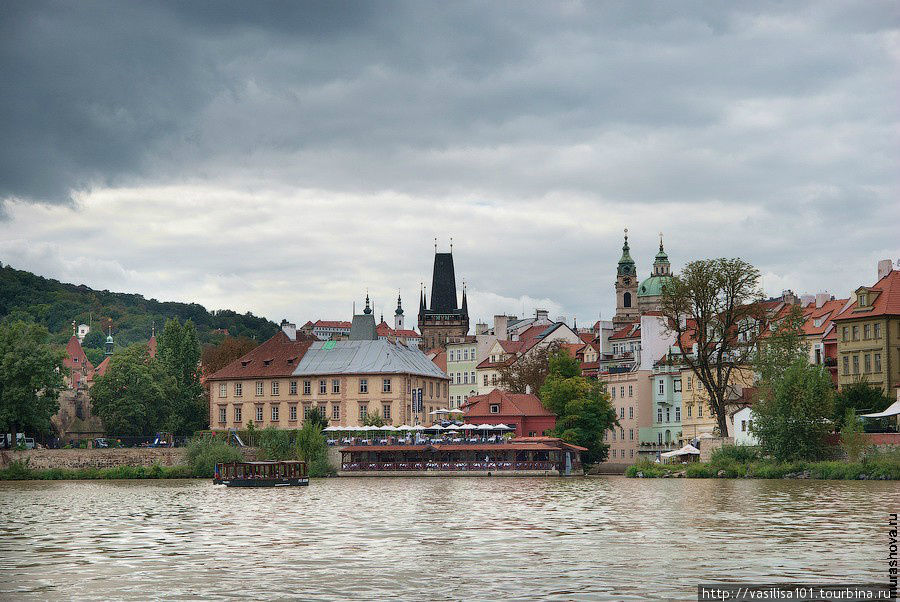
(430, 252, 459, 313)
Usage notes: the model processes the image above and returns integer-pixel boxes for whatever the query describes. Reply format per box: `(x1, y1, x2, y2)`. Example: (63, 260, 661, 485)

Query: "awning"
(660, 444, 701, 459)
(861, 399, 900, 419)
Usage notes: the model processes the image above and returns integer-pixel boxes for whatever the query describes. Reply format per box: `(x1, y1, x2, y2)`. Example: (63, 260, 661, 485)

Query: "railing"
(341, 461, 556, 472)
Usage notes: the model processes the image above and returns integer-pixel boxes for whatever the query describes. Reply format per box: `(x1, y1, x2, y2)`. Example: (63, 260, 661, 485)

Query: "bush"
(710, 445, 759, 464)
(0, 460, 33, 480)
(186, 436, 244, 477)
(625, 459, 672, 478)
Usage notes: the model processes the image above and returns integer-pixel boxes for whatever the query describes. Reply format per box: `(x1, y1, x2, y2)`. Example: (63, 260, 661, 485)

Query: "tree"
(659, 258, 764, 437)
(833, 379, 892, 430)
(498, 341, 565, 396)
(840, 409, 868, 463)
(540, 349, 618, 464)
(91, 344, 175, 435)
(363, 410, 386, 427)
(750, 311, 834, 461)
(157, 318, 206, 434)
(201, 336, 258, 376)
(0, 320, 64, 437)
(303, 408, 329, 431)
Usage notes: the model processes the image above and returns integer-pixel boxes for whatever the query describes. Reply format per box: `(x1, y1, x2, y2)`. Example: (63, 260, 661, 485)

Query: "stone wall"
(699, 437, 734, 462)
(0, 447, 259, 470)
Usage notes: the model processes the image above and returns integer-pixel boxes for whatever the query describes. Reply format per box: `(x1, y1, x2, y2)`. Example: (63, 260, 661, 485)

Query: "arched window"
(623, 292, 632, 308)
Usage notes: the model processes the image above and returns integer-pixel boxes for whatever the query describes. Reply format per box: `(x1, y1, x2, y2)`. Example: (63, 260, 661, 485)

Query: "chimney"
(799, 294, 815, 307)
(475, 322, 489, 335)
(815, 292, 830, 309)
(781, 290, 798, 305)
(493, 315, 509, 339)
(535, 309, 549, 323)
(877, 259, 894, 280)
(525, 384, 532, 395)
(281, 321, 297, 341)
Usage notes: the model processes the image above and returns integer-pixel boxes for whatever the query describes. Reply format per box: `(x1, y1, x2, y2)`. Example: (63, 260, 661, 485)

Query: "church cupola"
(363, 293, 372, 315)
(394, 292, 405, 331)
(104, 321, 114, 356)
(653, 232, 671, 277)
(617, 228, 636, 277)
(613, 228, 640, 328)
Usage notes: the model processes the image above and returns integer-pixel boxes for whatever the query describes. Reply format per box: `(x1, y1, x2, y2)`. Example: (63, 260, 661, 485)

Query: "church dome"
(638, 274, 672, 298)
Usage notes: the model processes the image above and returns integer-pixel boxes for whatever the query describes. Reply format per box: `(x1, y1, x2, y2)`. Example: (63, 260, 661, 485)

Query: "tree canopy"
(540, 349, 617, 464)
(0, 320, 64, 437)
(659, 257, 764, 436)
(498, 341, 565, 397)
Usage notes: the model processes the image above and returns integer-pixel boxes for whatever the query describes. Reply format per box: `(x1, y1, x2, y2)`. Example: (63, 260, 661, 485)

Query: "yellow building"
(680, 366, 755, 442)
(833, 266, 900, 395)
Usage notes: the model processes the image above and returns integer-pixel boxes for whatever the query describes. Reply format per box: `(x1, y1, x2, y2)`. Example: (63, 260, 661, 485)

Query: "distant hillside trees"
(0, 262, 278, 349)
(0, 320, 65, 437)
(201, 336, 259, 377)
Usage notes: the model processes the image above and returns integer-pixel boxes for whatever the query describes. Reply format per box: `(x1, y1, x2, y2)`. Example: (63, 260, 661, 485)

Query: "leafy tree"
(363, 410, 386, 427)
(201, 336, 258, 376)
(540, 349, 618, 464)
(660, 257, 764, 437)
(304, 408, 329, 431)
(498, 341, 565, 396)
(157, 318, 206, 434)
(840, 409, 868, 463)
(0, 320, 64, 437)
(751, 311, 834, 461)
(833, 379, 892, 430)
(90, 344, 175, 435)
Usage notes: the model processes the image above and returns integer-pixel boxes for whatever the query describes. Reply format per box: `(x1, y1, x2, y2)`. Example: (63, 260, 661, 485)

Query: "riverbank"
(625, 456, 900, 480)
(0, 461, 197, 480)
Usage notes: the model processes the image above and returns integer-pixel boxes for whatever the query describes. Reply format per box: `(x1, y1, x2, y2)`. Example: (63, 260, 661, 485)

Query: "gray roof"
(349, 314, 376, 340)
(292, 339, 448, 379)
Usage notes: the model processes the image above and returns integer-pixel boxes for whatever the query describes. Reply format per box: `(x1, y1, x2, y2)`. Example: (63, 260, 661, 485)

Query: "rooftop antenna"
(450, 237, 453, 253)
(434, 237, 437, 253)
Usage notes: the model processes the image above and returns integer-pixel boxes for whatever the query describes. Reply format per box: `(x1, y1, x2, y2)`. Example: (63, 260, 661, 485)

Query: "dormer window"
(858, 293, 867, 307)
(490, 404, 500, 414)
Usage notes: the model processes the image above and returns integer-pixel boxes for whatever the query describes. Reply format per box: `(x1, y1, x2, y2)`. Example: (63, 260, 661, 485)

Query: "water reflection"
(0, 477, 894, 601)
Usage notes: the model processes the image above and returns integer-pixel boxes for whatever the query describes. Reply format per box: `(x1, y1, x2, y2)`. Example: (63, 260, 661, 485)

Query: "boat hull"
(215, 478, 309, 487)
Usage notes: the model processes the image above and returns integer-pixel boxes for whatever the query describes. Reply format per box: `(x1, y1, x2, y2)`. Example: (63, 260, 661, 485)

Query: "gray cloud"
(0, 1, 898, 323)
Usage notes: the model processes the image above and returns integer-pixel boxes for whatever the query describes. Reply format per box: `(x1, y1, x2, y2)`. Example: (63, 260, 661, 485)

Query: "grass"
(0, 460, 196, 480)
(626, 446, 900, 480)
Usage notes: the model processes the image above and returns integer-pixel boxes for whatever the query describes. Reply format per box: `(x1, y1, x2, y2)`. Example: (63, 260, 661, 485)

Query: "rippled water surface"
(0, 477, 896, 600)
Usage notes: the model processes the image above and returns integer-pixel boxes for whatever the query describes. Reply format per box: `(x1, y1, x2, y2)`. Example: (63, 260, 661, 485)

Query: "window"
(620, 386, 625, 398)
(271, 381, 279, 396)
(852, 325, 859, 341)
(612, 430, 616, 441)
(382, 404, 391, 420)
(741, 420, 747, 432)
(303, 405, 311, 419)
(271, 405, 279, 422)
(852, 355, 859, 374)
(319, 380, 326, 394)
(687, 405, 692, 418)
(256, 405, 263, 422)
(697, 405, 703, 418)
(360, 379, 368, 393)
(657, 432, 662, 444)
(628, 385, 633, 397)
(234, 382, 242, 397)
(623, 291, 632, 308)
(490, 404, 500, 414)
(630, 449, 634, 458)
(332, 379, 340, 394)
(218, 383, 226, 398)
(629, 406, 633, 419)
(483, 374, 488, 386)
(318, 405, 326, 418)
(658, 380, 664, 395)
(864, 324, 871, 339)
(675, 406, 681, 422)
(218, 407, 226, 423)
(463, 348, 469, 361)
(874, 323, 881, 339)
(332, 404, 340, 420)
(619, 407, 625, 419)
(470, 371, 475, 384)
(842, 327, 849, 342)
(234, 406, 242, 423)
(620, 428, 625, 440)
(875, 354, 882, 373)
(843, 356, 850, 375)
(864, 354, 871, 373)
(665, 408, 670, 423)
(290, 381, 297, 395)
(858, 293, 867, 306)
(359, 405, 368, 420)
(674, 379, 682, 393)
(491, 375, 497, 386)
(256, 381, 263, 396)
(381, 378, 391, 393)
(429, 381, 434, 397)
(611, 387, 616, 399)
(686, 376, 692, 391)
(611, 449, 616, 458)
(628, 429, 634, 440)
(657, 408, 663, 423)
(289, 405, 297, 421)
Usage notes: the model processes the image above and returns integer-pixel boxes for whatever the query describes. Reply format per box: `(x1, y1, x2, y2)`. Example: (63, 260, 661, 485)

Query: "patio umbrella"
(397, 425, 412, 431)
(476, 424, 495, 430)
(429, 409, 449, 415)
(323, 426, 339, 432)
(379, 425, 396, 431)
(493, 424, 512, 430)
(410, 425, 426, 431)
(458, 424, 477, 430)
(448, 408, 466, 413)
(429, 424, 444, 430)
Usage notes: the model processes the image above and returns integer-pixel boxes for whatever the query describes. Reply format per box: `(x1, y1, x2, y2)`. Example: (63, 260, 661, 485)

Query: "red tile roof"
(609, 321, 640, 340)
(430, 349, 447, 372)
(460, 389, 554, 418)
(94, 356, 111, 377)
(147, 335, 157, 358)
(394, 329, 421, 338)
(578, 332, 595, 344)
(800, 298, 850, 336)
(314, 320, 352, 329)
(206, 331, 314, 380)
(833, 270, 900, 321)
(63, 336, 93, 373)
(498, 340, 525, 354)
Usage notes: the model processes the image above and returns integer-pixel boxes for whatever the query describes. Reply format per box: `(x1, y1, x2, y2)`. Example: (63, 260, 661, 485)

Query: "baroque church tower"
(613, 229, 640, 328)
(418, 241, 469, 350)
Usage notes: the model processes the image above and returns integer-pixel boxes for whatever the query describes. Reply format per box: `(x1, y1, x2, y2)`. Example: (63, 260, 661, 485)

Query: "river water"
(0, 477, 895, 600)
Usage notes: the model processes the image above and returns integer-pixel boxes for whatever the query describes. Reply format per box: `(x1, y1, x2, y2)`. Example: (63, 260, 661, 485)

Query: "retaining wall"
(0, 447, 259, 470)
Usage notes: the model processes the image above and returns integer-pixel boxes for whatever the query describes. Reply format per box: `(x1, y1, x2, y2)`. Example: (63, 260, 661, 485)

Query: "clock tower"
(613, 229, 639, 328)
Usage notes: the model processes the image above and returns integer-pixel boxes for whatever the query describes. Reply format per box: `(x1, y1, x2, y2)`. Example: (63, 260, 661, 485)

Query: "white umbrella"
(458, 424, 477, 430)
(397, 425, 412, 431)
(410, 425, 426, 431)
(323, 426, 339, 432)
(379, 425, 396, 431)
(493, 424, 513, 430)
(448, 408, 466, 413)
(476, 424, 495, 430)
(429, 409, 449, 415)
(429, 424, 444, 430)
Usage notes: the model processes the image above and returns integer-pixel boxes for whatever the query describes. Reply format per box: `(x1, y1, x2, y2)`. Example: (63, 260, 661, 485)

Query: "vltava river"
(0, 477, 895, 600)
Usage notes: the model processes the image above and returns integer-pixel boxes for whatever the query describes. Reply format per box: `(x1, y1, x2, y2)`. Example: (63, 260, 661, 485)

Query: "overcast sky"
(1, 1, 898, 328)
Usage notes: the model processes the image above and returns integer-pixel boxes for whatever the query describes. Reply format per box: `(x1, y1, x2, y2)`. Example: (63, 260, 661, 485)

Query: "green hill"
(0, 262, 278, 364)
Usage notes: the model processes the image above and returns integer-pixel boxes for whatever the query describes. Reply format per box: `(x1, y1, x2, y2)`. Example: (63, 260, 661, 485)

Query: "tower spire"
(364, 292, 372, 315)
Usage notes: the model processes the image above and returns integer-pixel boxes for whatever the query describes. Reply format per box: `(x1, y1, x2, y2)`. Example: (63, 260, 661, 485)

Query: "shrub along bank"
(625, 446, 900, 480)
(0, 461, 195, 480)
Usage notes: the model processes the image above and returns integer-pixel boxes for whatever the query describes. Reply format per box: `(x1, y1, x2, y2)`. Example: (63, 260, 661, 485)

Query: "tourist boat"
(214, 461, 309, 487)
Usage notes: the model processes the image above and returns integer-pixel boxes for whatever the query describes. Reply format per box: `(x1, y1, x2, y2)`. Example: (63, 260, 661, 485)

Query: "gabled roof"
(800, 298, 851, 336)
(578, 332, 595, 344)
(147, 335, 157, 358)
(430, 348, 447, 373)
(394, 329, 421, 338)
(313, 320, 352, 329)
(293, 339, 448, 379)
(460, 389, 554, 418)
(609, 321, 640, 340)
(94, 356, 111, 377)
(63, 336, 93, 373)
(833, 270, 900, 321)
(206, 331, 314, 381)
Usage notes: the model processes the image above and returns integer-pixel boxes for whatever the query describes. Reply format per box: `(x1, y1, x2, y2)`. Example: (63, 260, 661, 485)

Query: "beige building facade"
(599, 369, 653, 466)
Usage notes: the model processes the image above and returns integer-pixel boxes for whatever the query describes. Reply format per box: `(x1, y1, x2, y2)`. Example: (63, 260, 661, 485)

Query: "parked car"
(3, 433, 36, 450)
(93, 438, 109, 448)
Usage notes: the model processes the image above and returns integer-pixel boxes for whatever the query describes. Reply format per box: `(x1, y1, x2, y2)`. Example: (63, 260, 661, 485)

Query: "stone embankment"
(0, 448, 258, 470)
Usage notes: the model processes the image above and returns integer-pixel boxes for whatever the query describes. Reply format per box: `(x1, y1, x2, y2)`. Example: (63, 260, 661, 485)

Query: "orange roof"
(578, 332, 595, 344)
(800, 298, 850, 336)
(460, 389, 554, 418)
(314, 320, 352, 329)
(206, 331, 313, 380)
(147, 335, 157, 358)
(833, 270, 900, 321)
(498, 340, 525, 353)
(430, 349, 447, 372)
(63, 335, 93, 373)
(94, 356, 111, 377)
(394, 329, 421, 338)
(609, 321, 640, 340)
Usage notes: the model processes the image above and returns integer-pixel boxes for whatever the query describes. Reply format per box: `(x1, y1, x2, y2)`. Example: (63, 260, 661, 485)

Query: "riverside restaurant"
(325, 425, 586, 476)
